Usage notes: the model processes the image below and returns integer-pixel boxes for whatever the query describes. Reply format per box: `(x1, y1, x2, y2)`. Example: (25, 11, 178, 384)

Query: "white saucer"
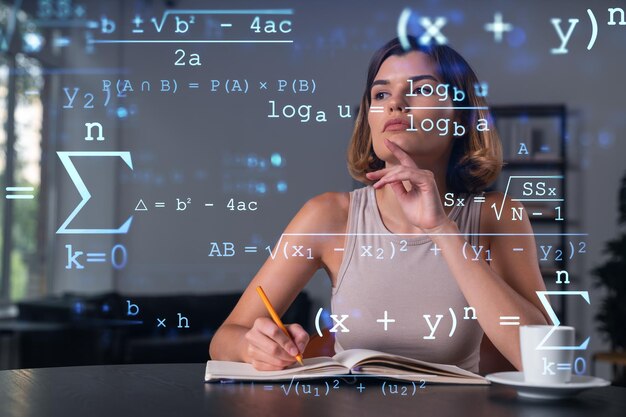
(486, 371, 610, 400)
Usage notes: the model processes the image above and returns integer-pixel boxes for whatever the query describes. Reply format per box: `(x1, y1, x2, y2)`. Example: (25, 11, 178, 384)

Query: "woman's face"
(368, 50, 457, 165)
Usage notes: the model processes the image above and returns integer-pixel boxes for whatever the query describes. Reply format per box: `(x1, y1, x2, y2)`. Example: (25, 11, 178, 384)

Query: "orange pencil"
(256, 286, 304, 366)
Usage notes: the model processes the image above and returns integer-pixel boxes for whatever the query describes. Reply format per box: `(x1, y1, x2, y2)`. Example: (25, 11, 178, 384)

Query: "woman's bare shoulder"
(300, 191, 350, 233)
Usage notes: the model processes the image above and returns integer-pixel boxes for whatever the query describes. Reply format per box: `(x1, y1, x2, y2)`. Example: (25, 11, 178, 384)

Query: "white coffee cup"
(519, 325, 575, 384)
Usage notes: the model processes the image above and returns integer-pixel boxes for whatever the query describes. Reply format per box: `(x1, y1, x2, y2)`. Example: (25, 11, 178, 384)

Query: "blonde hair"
(347, 37, 503, 193)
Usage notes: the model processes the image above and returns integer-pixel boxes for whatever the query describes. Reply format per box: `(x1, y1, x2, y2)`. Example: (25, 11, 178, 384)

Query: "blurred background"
(0, 0, 624, 384)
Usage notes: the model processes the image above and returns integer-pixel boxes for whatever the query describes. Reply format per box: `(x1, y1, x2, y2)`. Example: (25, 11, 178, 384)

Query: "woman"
(209, 36, 549, 373)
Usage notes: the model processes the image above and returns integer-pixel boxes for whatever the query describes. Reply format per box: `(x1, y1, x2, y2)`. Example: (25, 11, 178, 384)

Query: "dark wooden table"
(0, 364, 623, 417)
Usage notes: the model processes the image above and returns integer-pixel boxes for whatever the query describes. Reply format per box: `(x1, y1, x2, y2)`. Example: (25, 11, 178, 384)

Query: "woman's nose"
(387, 96, 409, 113)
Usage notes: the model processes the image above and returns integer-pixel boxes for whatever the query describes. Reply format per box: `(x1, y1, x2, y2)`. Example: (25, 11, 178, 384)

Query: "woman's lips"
(384, 123, 410, 132)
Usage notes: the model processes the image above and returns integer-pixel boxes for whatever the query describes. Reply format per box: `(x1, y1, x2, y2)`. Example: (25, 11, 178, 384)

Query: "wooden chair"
(303, 328, 515, 375)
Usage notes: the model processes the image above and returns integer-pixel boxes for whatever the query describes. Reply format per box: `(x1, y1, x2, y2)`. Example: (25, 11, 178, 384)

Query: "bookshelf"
(490, 105, 570, 321)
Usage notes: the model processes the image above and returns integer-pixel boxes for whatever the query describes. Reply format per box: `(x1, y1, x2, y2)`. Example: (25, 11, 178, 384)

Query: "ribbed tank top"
(330, 185, 484, 372)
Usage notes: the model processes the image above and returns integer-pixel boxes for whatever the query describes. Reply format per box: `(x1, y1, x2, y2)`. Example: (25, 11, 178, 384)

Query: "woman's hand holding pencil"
(241, 286, 310, 371)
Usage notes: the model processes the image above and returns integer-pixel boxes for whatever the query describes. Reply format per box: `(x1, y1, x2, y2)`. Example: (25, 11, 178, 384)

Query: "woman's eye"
(413, 85, 433, 95)
(373, 91, 388, 100)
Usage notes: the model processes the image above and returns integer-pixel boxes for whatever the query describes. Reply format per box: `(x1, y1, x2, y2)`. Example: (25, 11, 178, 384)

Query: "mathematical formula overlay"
(1, 0, 616, 385)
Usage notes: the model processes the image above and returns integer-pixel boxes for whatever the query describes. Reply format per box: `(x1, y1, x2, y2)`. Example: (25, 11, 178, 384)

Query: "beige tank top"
(330, 185, 484, 372)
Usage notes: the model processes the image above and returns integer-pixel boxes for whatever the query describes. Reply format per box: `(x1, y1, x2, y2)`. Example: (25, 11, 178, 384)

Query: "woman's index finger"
(384, 138, 418, 168)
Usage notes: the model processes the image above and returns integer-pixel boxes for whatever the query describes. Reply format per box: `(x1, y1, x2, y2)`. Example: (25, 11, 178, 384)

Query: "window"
(0, 2, 44, 303)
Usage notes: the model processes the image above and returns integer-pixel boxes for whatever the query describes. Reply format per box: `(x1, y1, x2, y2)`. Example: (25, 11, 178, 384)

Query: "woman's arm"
(209, 192, 346, 369)
(426, 192, 549, 370)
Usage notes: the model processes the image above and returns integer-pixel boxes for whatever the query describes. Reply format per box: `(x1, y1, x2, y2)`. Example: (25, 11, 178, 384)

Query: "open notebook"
(205, 348, 488, 384)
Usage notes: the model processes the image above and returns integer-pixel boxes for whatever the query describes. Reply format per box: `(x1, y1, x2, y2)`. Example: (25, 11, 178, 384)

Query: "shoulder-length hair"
(347, 36, 503, 193)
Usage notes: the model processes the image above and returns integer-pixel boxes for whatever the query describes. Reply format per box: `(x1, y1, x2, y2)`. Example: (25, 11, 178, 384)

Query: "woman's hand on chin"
(365, 138, 452, 234)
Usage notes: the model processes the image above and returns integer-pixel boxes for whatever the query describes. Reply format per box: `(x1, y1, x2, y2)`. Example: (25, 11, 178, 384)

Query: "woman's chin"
(383, 135, 428, 149)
